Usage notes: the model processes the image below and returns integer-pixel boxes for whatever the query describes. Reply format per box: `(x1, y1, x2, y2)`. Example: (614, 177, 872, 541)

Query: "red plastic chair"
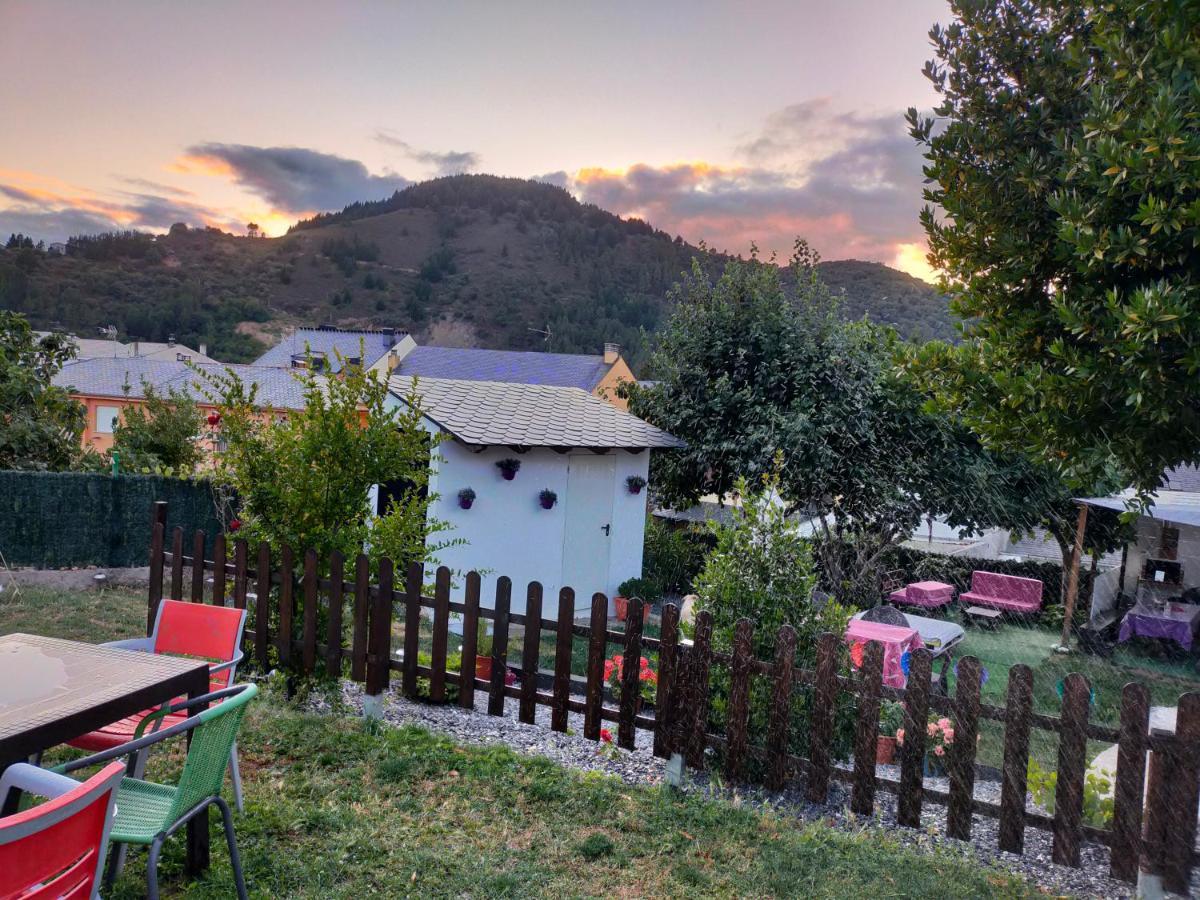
(0, 761, 125, 900)
(67, 599, 248, 810)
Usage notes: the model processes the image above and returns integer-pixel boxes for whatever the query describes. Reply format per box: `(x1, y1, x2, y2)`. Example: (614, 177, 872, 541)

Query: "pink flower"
(927, 723, 938, 737)
(933, 745, 945, 757)
(937, 718, 951, 730)
(943, 728, 955, 744)
(604, 660, 615, 680)
(895, 728, 905, 746)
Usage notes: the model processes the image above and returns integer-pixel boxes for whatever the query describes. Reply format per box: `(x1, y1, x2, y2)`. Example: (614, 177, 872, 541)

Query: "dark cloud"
(0, 184, 41, 203)
(570, 103, 927, 264)
(373, 131, 480, 176)
(182, 142, 412, 212)
(117, 176, 195, 197)
(0, 207, 123, 242)
(532, 170, 571, 188)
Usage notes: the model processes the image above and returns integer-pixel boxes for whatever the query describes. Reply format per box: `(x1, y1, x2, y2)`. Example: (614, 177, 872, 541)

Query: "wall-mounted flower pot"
(538, 490, 557, 510)
(458, 489, 476, 510)
(501, 470, 516, 481)
(539, 497, 555, 509)
(626, 476, 647, 495)
(459, 497, 474, 509)
(497, 458, 521, 480)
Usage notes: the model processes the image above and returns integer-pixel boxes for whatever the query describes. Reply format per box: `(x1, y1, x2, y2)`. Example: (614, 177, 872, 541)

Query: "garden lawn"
(2, 586, 1042, 899)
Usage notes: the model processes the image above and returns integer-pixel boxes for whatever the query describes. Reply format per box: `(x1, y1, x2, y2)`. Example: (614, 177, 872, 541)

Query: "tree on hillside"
(622, 245, 1066, 601)
(110, 381, 202, 475)
(907, 0, 1200, 496)
(198, 357, 457, 571)
(0, 312, 87, 471)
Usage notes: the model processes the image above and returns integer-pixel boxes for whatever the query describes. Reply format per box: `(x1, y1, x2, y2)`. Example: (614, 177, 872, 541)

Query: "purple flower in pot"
(538, 488, 557, 510)
(626, 475, 647, 495)
(496, 458, 521, 481)
(458, 487, 476, 510)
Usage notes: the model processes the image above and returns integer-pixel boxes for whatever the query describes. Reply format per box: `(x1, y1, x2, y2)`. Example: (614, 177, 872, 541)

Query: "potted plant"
(474, 619, 493, 680)
(457, 487, 476, 510)
(897, 714, 956, 777)
(538, 488, 557, 510)
(877, 701, 904, 765)
(496, 458, 521, 480)
(626, 475, 647, 495)
(613, 577, 655, 622)
(605, 652, 657, 709)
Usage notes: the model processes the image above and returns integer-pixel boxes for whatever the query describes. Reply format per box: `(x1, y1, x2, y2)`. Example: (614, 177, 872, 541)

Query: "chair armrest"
(102, 637, 155, 653)
(0, 763, 80, 806)
(209, 650, 245, 675)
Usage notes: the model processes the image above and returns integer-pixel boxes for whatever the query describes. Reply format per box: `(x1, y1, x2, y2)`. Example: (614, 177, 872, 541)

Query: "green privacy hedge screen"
(0, 470, 220, 568)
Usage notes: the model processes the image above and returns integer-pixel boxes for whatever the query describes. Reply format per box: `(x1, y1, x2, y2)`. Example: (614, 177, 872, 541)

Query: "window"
(95, 405, 120, 434)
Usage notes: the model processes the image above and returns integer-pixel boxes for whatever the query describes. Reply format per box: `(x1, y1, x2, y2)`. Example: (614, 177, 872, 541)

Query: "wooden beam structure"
(1060, 502, 1089, 650)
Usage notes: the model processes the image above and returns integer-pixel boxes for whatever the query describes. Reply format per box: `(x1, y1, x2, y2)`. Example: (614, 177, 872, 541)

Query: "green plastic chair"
(55, 682, 257, 900)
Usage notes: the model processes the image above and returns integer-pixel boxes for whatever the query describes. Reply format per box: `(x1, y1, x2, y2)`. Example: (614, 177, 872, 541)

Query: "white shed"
(386, 377, 683, 618)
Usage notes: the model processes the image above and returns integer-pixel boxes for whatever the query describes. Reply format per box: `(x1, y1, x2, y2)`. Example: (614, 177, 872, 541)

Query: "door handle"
(600, 523, 611, 536)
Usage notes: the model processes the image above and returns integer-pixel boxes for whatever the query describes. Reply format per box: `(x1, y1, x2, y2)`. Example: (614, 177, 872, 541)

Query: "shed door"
(561, 455, 615, 600)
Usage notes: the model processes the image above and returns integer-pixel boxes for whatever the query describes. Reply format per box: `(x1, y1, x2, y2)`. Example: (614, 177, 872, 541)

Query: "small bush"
(576, 833, 614, 860)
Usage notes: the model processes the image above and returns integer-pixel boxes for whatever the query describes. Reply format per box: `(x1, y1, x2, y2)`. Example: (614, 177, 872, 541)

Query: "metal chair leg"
(215, 796, 249, 900)
(229, 740, 244, 812)
(146, 836, 164, 900)
(103, 841, 127, 887)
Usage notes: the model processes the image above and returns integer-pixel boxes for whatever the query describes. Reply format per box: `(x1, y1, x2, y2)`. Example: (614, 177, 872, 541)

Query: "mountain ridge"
(0, 175, 955, 367)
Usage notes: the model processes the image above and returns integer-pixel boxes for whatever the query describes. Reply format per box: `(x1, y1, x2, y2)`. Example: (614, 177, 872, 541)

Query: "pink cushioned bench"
(889, 580, 955, 609)
(960, 571, 1043, 615)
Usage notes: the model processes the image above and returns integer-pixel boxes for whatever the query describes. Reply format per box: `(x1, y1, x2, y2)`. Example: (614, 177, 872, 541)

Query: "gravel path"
(307, 682, 1194, 899)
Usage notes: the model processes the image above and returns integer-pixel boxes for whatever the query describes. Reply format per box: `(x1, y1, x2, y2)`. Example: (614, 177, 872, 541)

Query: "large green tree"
(111, 382, 202, 475)
(908, 0, 1200, 495)
(623, 246, 1064, 601)
(0, 311, 87, 471)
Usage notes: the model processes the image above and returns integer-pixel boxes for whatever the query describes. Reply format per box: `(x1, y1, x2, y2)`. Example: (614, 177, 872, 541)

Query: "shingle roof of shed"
(395, 346, 612, 390)
(390, 376, 683, 449)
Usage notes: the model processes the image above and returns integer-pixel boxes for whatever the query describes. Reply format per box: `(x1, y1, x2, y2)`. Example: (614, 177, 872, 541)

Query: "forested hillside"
(0, 176, 956, 365)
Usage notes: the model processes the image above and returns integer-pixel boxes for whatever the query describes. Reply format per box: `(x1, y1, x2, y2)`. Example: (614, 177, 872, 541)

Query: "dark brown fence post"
(147, 521, 165, 634)
(325, 551, 344, 677)
(519, 582, 543, 724)
(1110, 682, 1150, 883)
(401, 561, 424, 699)
(302, 549, 319, 675)
(232, 539, 248, 611)
(999, 663, 1034, 854)
(583, 593, 607, 740)
(169, 526, 184, 601)
(190, 530, 206, 602)
(254, 543, 270, 668)
(765, 624, 796, 791)
(350, 554, 370, 682)
(806, 631, 839, 803)
(1052, 671, 1091, 867)
(459, 572, 481, 710)
(551, 588, 575, 733)
(898, 648, 932, 828)
(365, 557, 394, 697)
(684, 610, 713, 769)
(653, 602, 681, 759)
(725, 618, 755, 782)
(487, 577, 512, 716)
(1164, 692, 1200, 894)
(851, 641, 884, 816)
(947, 655, 982, 841)
(277, 545, 295, 668)
(430, 567, 452, 703)
(1142, 729, 1172, 891)
(211, 534, 227, 607)
(618, 597, 645, 750)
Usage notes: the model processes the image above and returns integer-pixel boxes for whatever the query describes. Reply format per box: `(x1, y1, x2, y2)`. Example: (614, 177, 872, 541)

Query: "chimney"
(199, 342, 207, 357)
(603, 342, 620, 365)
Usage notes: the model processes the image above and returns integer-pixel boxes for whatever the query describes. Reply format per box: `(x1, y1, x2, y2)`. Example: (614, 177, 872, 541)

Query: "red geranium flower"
(600, 728, 613, 744)
(229, 518, 241, 532)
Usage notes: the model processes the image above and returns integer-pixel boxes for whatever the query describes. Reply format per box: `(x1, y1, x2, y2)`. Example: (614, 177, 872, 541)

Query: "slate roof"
(253, 326, 406, 373)
(35, 333, 217, 364)
(390, 376, 683, 449)
(395, 346, 614, 391)
(1163, 465, 1200, 493)
(54, 357, 316, 410)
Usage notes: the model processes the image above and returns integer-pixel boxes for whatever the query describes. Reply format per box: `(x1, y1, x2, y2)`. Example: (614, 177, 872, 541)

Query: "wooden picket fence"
(147, 504, 1200, 890)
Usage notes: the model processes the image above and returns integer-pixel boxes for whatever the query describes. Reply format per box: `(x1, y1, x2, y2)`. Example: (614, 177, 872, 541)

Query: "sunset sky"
(1, 0, 950, 281)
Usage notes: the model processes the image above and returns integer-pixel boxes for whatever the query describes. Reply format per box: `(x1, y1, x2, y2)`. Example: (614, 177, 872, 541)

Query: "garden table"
(851, 610, 964, 694)
(0, 632, 212, 872)
(1118, 602, 1200, 651)
(844, 619, 924, 688)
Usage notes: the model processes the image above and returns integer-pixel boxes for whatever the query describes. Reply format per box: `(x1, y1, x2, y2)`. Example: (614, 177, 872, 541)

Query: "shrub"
(1027, 759, 1113, 828)
(617, 576, 659, 604)
(643, 515, 711, 596)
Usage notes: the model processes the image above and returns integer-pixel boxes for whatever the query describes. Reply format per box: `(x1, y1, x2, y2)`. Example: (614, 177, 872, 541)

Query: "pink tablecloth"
(844, 619, 925, 688)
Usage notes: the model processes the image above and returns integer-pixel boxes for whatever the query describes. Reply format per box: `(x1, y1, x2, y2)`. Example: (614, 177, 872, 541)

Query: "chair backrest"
(153, 599, 247, 689)
(971, 570, 1043, 606)
(0, 762, 125, 900)
(169, 683, 258, 820)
